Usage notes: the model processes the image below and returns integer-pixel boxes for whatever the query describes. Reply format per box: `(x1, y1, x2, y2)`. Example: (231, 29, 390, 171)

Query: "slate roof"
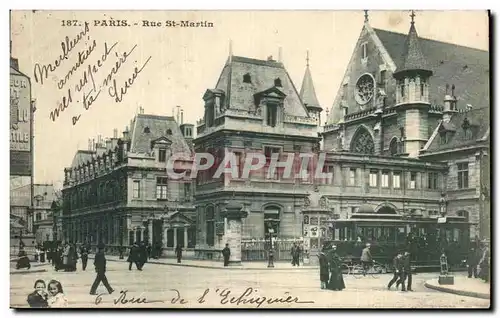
(300, 65, 322, 110)
(129, 114, 191, 154)
(214, 56, 310, 117)
(70, 150, 95, 168)
(393, 22, 432, 76)
(374, 28, 489, 111)
(425, 107, 490, 153)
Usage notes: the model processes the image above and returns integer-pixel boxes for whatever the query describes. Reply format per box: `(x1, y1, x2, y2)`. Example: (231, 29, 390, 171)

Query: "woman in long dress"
(327, 245, 345, 291)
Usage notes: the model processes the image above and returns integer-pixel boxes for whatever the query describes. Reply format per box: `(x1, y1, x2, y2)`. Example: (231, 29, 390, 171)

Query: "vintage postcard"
(9, 10, 490, 308)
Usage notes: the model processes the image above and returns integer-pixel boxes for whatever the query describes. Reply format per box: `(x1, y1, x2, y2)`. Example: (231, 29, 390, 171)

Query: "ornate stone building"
(61, 113, 196, 253)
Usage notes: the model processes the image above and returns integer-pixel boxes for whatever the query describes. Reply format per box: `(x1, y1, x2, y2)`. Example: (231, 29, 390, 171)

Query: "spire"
(300, 51, 321, 110)
(228, 39, 233, 63)
(364, 10, 369, 23)
(393, 10, 432, 78)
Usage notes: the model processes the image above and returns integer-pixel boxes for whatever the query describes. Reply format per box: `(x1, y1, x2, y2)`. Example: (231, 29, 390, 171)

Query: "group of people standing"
(126, 241, 150, 270)
(466, 244, 490, 282)
(318, 243, 345, 291)
(387, 251, 413, 292)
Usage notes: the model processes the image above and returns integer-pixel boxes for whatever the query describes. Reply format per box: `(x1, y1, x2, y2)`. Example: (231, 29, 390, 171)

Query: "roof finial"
(306, 50, 310, 67)
(410, 10, 416, 25)
(228, 39, 233, 63)
(364, 10, 369, 23)
(278, 47, 283, 63)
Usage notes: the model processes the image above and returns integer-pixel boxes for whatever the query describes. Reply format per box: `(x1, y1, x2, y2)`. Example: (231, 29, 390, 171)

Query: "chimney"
(181, 109, 184, 124)
(88, 139, 92, 151)
(92, 138, 96, 151)
(106, 138, 112, 150)
(113, 129, 118, 139)
(466, 104, 473, 112)
(267, 55, 274, 61)
(123, 126, 129, 140)
(443, 83, 458, 123)
(278, 47, 282, 63)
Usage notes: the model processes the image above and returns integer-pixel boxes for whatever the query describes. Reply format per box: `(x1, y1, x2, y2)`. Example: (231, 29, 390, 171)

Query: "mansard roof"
(374, 28, 489, 111)
(129, 114, 191, 154)
(213, 55, 310, 117)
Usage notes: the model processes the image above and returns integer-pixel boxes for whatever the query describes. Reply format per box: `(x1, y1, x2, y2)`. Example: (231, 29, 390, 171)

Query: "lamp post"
(438, 194, 454, 285)
(267, 227, 275, 268)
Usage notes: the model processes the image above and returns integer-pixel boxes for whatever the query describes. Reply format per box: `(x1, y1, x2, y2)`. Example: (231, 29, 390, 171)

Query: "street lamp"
(267, 226, 275, 268)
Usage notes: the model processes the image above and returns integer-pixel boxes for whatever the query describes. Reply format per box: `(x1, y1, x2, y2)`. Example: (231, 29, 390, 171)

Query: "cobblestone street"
(10, 261, 490, 308)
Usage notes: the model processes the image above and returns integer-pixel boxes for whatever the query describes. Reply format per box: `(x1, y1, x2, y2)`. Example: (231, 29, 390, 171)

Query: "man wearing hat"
(360, 243, 373, 276)
(90, 243, 114, 295)
(397, 251, 412, 291)
(387, 252, 404, 291)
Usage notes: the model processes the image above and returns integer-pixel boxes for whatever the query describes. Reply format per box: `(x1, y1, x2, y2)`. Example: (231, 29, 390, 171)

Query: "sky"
(10, 10, 489, 189)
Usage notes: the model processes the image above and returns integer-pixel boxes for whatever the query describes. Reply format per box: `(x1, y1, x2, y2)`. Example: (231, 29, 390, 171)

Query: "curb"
(424, 281, 490, 299)
(91, 257, 318, 271)
(11, 269, 47, 275)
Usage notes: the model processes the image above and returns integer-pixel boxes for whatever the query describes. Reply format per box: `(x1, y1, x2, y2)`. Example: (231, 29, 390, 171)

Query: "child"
(27, 279, 48, 308)
(47, 280, 68, 308)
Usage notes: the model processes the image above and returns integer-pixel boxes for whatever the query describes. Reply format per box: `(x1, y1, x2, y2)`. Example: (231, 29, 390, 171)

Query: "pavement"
(90, 255, 318, 270)
(10, 261, 51, 275)
(10, 261, 490, 309)
(424, 276, 491, 299)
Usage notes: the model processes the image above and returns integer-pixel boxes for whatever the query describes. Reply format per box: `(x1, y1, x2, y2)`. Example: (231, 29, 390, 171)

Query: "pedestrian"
(478, 245, 490, 283)
(387, 252, 404, 291)
(80, 243, 89, 271)
(119, 245, 124, 260)
(398, 251, 413, 291)
(360, 243, 373, 276)
(175, 244, 183, 263)
(291, 243, 300, 266)
(89, 243, 114, 295)
(466, 247, 478, 278)
(222, 244, 231, 266)
(317, 245, 330, 289)
(147, 243, 152, 260)
(127, 242, 141, 270)
(326, 245, 345, 291)
(138, 242, 148, 270)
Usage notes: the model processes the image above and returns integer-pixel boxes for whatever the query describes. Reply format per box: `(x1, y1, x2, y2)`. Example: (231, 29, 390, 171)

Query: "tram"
(325, 211, 471, 270)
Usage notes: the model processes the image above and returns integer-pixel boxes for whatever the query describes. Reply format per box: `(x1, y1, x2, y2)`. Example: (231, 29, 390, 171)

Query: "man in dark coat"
(291, 243, 300, 266)
(128, 242, 140, 270)
(175, 244, 183, 263)
(80, 243, 89, 271)
(222, 244, 231, 266)
(318, 245, 330, 289)
(387, 252, 404, 291)
(90, 243, 114, 295)
(466, 247, 479, 278)
(138, 242, 148, 270)
(397, 251, 412, 291)
(326, 245, 345, 291)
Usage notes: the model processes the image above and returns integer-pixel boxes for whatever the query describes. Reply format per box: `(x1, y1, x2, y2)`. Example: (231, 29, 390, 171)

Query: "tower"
(300, 51, 323, 127)
(392, 11, 433, 157)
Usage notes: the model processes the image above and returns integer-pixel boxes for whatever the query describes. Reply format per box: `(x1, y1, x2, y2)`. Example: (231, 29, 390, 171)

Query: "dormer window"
(243, 73, 252, 83)
(462, 118, 473, 140)
(159, 149, 167, 162)
(440, 132, 448, 144)
(267, 103, 278, 127)
(144, 126, 150, 133)
(274, 78, 282, 87)
(167, 129, 172, 135)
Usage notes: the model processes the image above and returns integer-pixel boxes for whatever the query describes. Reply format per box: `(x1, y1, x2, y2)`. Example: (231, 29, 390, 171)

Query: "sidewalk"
(10, 262, 50, 275)
(424, 276, 490, 299)
(90, 255, 319, 270)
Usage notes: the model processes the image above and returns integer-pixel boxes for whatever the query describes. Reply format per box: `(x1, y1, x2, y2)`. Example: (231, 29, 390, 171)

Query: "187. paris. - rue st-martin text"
(61, 19, 215, 28)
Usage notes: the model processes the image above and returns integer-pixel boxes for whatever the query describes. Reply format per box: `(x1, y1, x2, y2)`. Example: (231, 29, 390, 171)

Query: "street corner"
(424, 277, 491, 300)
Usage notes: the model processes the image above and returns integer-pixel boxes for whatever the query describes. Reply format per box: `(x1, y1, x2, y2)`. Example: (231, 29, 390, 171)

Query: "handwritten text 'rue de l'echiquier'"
(33, 22, 152, 126)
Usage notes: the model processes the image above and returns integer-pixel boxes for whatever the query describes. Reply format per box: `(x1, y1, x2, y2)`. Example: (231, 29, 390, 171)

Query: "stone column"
(173, 228, 178, 247)
(184, 227, 188, 248)
(221, 201, 248, 266)
(148, 219, 153, 245)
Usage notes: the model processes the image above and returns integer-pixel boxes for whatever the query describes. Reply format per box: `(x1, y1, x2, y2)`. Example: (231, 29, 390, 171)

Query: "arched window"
(389, 137, 398, 156)
(377, 206, 397, 214)
(264, 206, 280, 235)
(206, 206, 215, 247)
(350, 127, 375, 154)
